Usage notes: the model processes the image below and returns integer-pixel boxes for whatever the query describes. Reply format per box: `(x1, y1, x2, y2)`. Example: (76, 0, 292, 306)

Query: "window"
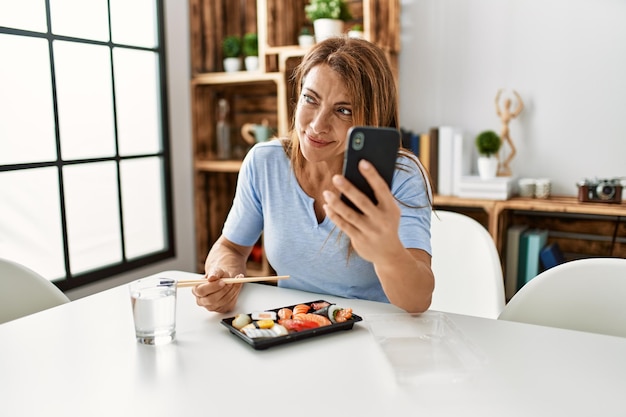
(0, 0, 173, 291)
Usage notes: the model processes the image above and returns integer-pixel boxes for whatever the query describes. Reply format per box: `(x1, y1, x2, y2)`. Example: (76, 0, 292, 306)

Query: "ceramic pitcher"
(241, 119, 273, 144)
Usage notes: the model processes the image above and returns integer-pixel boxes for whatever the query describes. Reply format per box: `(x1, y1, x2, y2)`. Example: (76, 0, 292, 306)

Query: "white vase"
(244, 56, 259, 71)
(313, 18, 343, 42)
(348, 30, 364, 39)
(223, 57, 241, 73)
(298, 34, 315, 48)
(477, 156, 499, 180)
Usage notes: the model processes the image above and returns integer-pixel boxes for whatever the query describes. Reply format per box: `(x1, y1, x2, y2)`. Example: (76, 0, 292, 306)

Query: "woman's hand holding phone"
(323, 158, 403, 264)
(323, 126, 403, 263)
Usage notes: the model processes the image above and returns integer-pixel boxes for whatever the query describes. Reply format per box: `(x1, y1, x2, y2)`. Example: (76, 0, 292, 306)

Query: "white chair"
(0, 257, 70, 324)
(429, 210, 506, 319)
(498, 257, 626, 338)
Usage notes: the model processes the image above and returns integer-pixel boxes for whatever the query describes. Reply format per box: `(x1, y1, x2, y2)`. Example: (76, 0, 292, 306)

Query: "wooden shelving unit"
(189, 0, 401, 274)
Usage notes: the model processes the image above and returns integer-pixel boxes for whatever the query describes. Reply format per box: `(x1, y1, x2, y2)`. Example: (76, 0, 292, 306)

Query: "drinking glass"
(518, 178, 536, 198)
(129, 277, 177, 345)
(534, 178, 552, 199)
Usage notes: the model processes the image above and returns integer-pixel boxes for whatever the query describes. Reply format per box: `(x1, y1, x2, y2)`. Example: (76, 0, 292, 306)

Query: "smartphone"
(341, 126, 400, 213)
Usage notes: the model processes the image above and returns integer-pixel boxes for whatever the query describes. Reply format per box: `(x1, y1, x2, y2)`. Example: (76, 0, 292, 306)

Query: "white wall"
(399, 0, 626, 196)
(66, 0, 195, 300)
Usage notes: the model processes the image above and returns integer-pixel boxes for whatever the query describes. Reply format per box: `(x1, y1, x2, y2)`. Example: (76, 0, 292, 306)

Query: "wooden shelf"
(195, 160, 243, 173)
(434, 194, 499, 209)
(264, 45, 309, 56)
(494, 196, 626, 217)
(191, 71, 284, 86)
(264, 45, 309, 72)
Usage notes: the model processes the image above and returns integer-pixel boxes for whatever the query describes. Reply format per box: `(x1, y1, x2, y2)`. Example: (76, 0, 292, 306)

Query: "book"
(401, 128, 413, 150)
(456, 175, 517, 191)
(505, 224, 528, 300)
(517, 229, 549, 290)
(428, 127, 439, 194)
(437, 126, 456, 196)
(451, 130, 473, 197)
(400, 128, 420, 157)
(419, 132, 431, 172)
(456, 190, 511, 200)
(410, 133, 420, 157)
(540, 242, 566, 270)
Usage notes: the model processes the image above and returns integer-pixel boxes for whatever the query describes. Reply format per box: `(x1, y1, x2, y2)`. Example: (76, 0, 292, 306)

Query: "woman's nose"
(310, 107, 331, 133)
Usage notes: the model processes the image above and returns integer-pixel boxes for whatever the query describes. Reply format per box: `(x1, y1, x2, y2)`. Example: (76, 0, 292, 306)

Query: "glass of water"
(129, 277, 177, 345)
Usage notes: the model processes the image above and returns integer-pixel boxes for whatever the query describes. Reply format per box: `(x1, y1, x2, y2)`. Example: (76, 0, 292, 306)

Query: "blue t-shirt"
(222, 140, 431, 303)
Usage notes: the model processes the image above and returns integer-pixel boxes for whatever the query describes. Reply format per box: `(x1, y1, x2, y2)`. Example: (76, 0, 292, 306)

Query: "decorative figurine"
(495, 89, 524, 176)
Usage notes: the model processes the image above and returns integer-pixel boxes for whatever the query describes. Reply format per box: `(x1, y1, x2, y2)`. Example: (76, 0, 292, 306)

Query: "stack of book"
(400, 127, 442, 193)
(401, 125, 517, 201)
(404, 125, 472, 196)
(456, 175, 517, 200)
(505, 226, 560, 298)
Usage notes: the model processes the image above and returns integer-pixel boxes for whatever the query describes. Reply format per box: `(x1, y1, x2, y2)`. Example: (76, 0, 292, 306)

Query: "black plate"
(221, 299, 363, 350)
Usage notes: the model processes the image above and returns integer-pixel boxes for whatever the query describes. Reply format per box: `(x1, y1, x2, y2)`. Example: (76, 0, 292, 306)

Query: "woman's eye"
(302, 94, 315, 104)
(338, 107, 352, 116)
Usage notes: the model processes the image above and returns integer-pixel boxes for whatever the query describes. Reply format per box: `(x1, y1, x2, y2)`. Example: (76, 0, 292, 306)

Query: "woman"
(193, 37, 434, 313)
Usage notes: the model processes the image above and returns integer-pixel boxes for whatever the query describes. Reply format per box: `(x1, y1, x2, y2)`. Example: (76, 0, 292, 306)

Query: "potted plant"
(348, 23, 364, 39)
(298, 27, 315, 48)
(305, 0, 353, 42)
(242, 32, 259, 71)
(222, 35, 242, 72)
(475, 130, 502, 179)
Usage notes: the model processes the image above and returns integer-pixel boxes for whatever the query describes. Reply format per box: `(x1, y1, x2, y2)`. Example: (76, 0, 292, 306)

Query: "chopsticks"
(175, 275, 290, 288)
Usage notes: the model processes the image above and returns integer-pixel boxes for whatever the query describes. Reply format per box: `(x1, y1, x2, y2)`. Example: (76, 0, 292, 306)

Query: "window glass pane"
(0, 0, 47, 33)
(114, 48, 162, 156)
(110, 0, 157, 48)
(54, 40, 116, 160)
(49, 0, 109, 41)
(0, 35, 57, 165)
(0, 168, 66, 280)
(120, 157, 166, 259)
(63, 162, 122, 274)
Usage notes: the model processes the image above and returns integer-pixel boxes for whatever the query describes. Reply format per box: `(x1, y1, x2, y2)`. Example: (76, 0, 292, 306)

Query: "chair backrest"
(429, 210, 505, 319)
(0, 257, 70, 324)
(498, 257, 626, 337)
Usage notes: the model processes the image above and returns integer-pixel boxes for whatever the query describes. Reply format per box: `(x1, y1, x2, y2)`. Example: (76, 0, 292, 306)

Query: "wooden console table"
(434, 195, 626, 261)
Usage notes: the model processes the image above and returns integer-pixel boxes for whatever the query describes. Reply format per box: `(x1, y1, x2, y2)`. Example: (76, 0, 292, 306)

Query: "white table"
(1, 270, 625, 417)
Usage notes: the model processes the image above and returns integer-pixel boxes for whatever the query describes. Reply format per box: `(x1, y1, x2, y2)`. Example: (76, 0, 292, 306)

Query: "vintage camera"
(577, 178, 623, 203)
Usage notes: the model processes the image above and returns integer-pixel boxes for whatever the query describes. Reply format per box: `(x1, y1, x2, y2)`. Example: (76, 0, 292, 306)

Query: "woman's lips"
(306, 134, 332, 148)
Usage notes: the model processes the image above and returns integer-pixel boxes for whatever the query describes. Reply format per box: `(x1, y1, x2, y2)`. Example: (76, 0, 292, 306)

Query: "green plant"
(222, 35, 241, 58)
(475, 130, 502, 157)
(351, 24, 363, 32)
(242, 32, 258, 57)
(300, 26, 313, 36)
(305, 0, 353, 22)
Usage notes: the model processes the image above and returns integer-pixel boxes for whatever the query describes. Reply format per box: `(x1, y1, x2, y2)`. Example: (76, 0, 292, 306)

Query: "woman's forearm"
(374, 248, 434, 313)
(204, 235, 252, 277)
